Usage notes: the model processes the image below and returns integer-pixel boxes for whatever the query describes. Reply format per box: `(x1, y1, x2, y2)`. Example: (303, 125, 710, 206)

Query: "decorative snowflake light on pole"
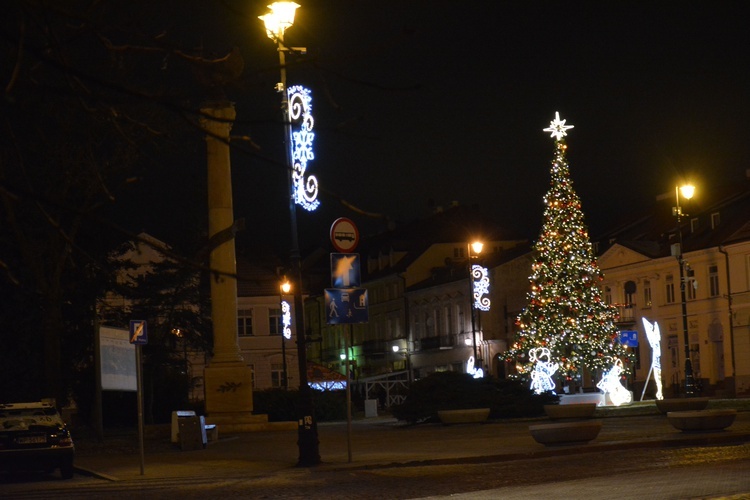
(472, 265, 491, 312)
(281, 300, 292, 340)
(288, 84, 319, 211)
(543, 111, 574, 141)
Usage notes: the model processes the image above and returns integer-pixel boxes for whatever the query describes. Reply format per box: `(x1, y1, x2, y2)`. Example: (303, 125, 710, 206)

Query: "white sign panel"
(99, 326, 137, 392)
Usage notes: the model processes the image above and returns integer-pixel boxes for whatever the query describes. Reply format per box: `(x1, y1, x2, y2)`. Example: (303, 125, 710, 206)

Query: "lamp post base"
(684, 359, 697, 397)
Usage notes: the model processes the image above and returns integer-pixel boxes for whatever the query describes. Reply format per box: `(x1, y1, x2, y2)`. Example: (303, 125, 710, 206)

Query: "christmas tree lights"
(505, 112, 630, 389)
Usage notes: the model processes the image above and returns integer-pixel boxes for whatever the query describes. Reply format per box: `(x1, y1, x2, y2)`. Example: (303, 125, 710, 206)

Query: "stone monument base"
(204, 363, 254, 414)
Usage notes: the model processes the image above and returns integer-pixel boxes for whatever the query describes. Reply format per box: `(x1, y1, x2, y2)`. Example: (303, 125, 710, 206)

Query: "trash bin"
(171, 410, 196, 444)
(365, 399, 378, 418)
(178, 415, 207, 451)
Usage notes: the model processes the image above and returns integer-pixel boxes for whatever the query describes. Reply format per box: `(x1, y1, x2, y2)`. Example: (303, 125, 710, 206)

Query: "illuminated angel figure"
(641, 318, 664, 400)
(529, 347, 558, 394)
(597, 359, 632, 406)
(466, 356, 484, 379)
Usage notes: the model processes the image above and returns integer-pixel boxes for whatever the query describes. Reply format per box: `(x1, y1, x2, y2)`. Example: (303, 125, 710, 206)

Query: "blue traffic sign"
(129, 320, 148, 345)
(619, 330, 638, 347)
(325, 288, 369, 324)
(331, 253, 361, 288)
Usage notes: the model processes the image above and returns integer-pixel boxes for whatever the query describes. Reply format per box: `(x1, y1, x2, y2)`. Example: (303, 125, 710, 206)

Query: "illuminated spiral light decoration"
(281, 300, 292, 340)
(288, 85, 319, 211)
(472, 265, 491, 312)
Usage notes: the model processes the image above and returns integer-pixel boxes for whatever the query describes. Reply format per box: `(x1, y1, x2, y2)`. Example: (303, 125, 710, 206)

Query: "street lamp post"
(259, 2, 320, 466)
(280, 279, 291, 390)
(392, 343, 412, 384)
(673, 184, 697, 397)
(468, 241, 484, 369)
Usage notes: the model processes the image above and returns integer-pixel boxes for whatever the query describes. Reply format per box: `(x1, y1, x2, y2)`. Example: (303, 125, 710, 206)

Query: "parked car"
(0, 401, 75, 479)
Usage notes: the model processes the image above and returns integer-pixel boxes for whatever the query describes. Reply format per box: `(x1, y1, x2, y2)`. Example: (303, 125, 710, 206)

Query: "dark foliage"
(253, 388, 348, 422)
(391, 372, 559, 424)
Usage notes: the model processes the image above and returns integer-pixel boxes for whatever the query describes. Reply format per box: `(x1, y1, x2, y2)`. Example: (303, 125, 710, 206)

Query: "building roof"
(593, 177, 750, 257)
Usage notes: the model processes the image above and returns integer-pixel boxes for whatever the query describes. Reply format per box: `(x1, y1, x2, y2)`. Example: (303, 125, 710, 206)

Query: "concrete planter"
(529, 420, 603, 446)
(655, 397, 709, 414)
(437, 408, 490, 425)
(543, 403, 597, 420)
(667, 409, 737, 432)
(560, 393, 603, 406)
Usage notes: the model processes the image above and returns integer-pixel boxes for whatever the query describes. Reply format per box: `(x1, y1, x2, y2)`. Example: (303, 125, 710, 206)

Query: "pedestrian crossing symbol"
(325, 288, 368, 324)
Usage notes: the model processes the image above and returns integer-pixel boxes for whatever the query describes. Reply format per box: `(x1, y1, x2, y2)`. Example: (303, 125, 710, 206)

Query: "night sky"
(130, 2, 750, 252)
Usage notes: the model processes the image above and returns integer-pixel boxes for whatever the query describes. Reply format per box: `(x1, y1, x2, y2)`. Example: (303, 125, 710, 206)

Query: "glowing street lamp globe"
(259, 2, 300, 41)
(680, 184, 695, 200)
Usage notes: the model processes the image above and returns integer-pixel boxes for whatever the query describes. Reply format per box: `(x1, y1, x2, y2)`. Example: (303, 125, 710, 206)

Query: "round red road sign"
(330, 217, 359, 253)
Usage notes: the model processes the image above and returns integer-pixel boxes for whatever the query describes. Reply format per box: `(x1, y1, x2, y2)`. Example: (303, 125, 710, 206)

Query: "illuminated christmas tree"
(506, 113, 629, 389)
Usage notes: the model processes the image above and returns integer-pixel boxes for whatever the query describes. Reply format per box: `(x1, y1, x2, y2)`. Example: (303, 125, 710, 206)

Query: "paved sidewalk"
(73, 401, 750, 483)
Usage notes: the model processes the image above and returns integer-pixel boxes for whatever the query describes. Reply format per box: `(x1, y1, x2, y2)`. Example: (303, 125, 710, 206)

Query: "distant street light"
(280, 279, 292, 390)
(468, 241, 484, 370)
(673, 184, 697, 397)
(392, 343, 412, 384)
(259, 1, 320, 466)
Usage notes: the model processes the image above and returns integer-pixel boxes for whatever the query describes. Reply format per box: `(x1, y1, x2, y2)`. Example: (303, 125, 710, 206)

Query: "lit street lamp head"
(259, 2, 300, 41)
(680, 184, 695, 201)
(471, 241, 484, 255)
(674, 184, 696, 218)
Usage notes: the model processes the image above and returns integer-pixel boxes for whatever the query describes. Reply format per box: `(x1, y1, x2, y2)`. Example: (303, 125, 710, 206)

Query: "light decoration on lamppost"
(280, 279, 292, 390)
(281, 280, 292, 340)
(281, 301, 292, 339)
(288, 85, 319, 211)
(472, 265, 491, 312)
(468, 241, 485, 371)
(673, 183, 697, 397)
(259, 2, 320, 466)
(259, 3, 319, 212)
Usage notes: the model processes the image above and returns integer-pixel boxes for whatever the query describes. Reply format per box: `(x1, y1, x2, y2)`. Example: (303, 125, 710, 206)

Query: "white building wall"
(599, 240, 750, 397)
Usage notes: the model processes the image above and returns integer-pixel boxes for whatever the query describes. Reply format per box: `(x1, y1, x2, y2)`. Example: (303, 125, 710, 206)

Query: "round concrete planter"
(529, 420, 602, 446)
(667, 409, 737, 432)
(543, 403, 597, 420)
(655, 397, 709, 414)
(437, 408, 490, 425)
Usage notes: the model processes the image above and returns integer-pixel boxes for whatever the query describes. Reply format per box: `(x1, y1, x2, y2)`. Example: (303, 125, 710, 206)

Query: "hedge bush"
(252, 388, 348, 422)
(391, 372, 558, 424)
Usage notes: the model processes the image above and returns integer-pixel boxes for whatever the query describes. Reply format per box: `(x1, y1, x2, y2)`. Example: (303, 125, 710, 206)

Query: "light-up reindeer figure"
(529, 347, 558, 395)
(597, 358, 632, 406)
(641, 318, 664, 400)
